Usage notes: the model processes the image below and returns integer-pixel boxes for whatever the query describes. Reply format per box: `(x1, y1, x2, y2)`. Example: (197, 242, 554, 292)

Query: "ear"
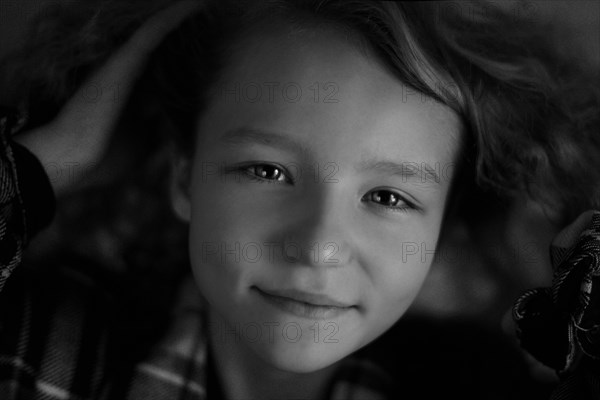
(169, 153, 192, 223)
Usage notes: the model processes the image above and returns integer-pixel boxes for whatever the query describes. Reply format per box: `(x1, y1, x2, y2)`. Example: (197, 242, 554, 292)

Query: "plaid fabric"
(0, 106, 28, 294)
(513, 210, 600, 399)
(0, 105, 561, 399)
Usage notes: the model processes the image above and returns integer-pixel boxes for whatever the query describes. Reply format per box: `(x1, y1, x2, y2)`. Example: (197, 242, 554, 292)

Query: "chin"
(247, 335, 353, 374)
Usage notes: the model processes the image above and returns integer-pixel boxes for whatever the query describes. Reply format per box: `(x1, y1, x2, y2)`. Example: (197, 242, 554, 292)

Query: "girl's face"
(172, 26, 462, 372)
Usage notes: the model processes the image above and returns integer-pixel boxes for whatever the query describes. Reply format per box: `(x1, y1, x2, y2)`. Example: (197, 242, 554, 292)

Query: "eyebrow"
(354, 160, 441, 186)
(219, 127, 442, 185)
(220, 127, 311, 160)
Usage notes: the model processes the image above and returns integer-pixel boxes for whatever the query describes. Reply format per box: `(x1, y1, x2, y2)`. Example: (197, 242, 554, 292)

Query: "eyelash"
(230, 163, 293, 184)
(226, 162, 419, 213)
(361, 189, 415, 214)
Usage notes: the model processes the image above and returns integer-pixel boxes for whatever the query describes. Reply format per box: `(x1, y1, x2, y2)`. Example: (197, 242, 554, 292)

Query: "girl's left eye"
(362, 189, 416, 213)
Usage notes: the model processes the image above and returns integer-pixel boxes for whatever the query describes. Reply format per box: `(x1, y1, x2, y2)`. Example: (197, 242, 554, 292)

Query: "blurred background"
(0, 0, 598, 345)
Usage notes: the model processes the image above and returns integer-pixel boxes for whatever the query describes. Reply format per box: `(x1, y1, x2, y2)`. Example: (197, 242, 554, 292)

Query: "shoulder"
(356, 314, 556, 399)
(0, 257, 125, 398)
(0, 256, 119, 348)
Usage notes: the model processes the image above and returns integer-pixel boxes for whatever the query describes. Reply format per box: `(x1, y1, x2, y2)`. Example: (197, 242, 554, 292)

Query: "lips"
(254, 286, 355, 308)
(253, 286, 357, 320)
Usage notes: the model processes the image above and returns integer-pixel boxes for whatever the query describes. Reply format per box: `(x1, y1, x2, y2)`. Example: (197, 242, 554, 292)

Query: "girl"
(0, 0, 598, 399)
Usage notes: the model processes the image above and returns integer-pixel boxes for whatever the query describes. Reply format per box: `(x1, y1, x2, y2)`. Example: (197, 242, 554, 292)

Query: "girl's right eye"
(235, 163, 293, 184)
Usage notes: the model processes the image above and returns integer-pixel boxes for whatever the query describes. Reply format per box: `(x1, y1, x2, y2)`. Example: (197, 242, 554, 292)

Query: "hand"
(13, 0, 200, 196)
(513, 210, 600, 397)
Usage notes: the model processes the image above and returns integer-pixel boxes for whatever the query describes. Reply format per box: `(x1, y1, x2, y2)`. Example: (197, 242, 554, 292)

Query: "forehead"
(196, 24, 462, 179)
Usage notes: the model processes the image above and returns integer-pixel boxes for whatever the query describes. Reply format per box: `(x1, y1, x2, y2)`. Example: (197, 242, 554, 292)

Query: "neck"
(207, 309, 340, 400)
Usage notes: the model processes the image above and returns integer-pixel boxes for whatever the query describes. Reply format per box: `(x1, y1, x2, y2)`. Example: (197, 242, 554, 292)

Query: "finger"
(52, 0, 202, 141)
(126, 0, 204, 53)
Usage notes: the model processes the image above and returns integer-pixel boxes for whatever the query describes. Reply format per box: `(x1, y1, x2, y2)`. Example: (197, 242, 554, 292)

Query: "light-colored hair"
(145, 0, 599, 224)
(2, 0, 598, 274)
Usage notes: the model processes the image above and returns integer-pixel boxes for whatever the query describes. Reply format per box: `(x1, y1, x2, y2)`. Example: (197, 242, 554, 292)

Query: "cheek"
(374, 241, 433, 307)
(186, 179, 240, 298)
(360, 219, 440, 330)
(379, 258, 431, 310)
(186, 177, 276, 299)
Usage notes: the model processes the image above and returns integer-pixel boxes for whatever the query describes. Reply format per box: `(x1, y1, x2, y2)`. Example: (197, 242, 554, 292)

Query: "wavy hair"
(1, 0, 599, 320)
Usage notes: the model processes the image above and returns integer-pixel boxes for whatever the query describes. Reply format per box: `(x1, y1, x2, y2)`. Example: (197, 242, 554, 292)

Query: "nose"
(281, 189, 354, 267)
